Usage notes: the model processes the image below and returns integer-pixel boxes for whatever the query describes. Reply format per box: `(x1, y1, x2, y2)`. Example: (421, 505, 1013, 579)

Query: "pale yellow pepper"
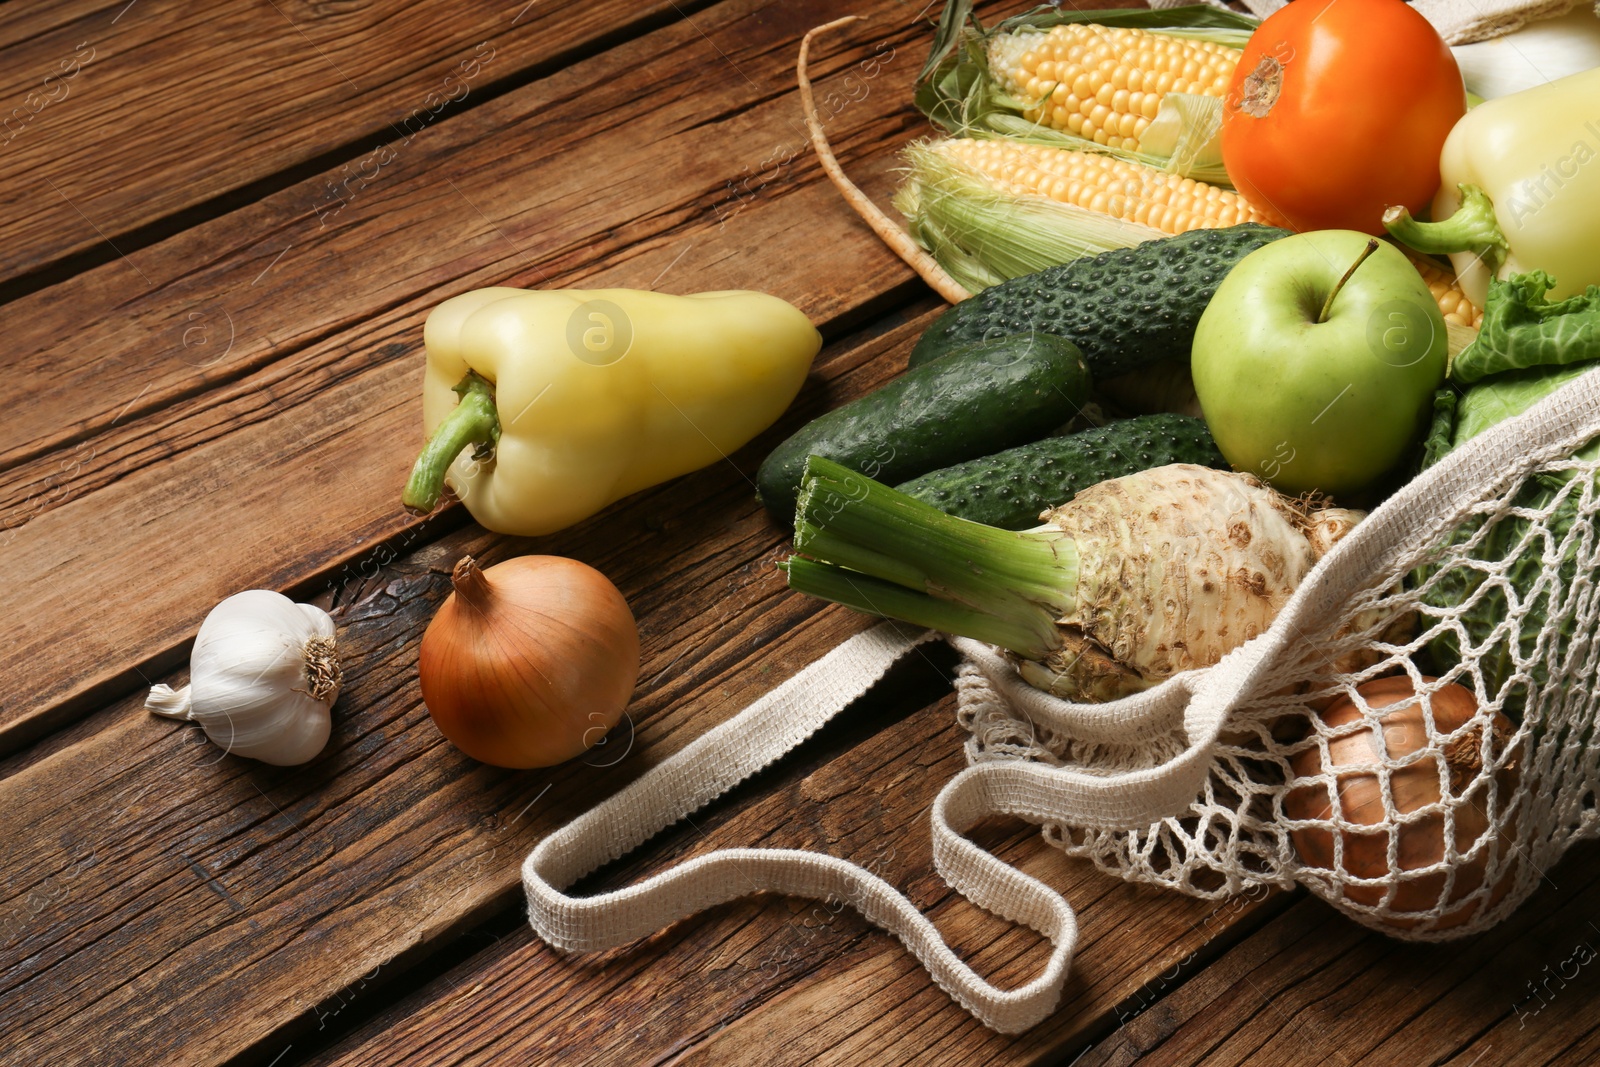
(1384, 67, 1600, 307)
(403, 287, 820, 536)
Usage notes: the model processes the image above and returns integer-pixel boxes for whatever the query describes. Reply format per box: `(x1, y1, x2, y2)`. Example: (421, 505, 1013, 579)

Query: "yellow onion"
(1285, 676, 1518, 931)
(419, 554, 639, 768)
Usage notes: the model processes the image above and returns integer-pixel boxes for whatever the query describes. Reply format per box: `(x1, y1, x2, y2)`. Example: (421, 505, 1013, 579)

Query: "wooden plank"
(300, 699, 1286, 1067)
(0, 0, 713, 288)
(1074, 845, 1600, 1067)
(0, 0, 930, 472)
(0, 308, 922, 1066)
(0, 0, 966, 752)
(0, 295, 1282, 1067)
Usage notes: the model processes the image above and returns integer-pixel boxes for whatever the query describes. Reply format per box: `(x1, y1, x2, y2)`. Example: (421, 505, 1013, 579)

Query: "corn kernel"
(987, 24, 1242, 156)
(1406, 251, 1485, 329)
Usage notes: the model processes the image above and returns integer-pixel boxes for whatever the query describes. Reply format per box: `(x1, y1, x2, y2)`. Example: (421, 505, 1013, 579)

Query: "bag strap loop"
(522, 621, 1225, 1032)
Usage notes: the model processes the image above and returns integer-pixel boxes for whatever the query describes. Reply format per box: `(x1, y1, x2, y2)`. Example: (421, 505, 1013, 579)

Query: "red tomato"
(1220, 0, 1466, 235)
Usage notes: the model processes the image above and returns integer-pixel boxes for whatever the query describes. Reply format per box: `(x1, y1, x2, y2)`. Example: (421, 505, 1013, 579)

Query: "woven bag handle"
(522, 620, 1237, 1032)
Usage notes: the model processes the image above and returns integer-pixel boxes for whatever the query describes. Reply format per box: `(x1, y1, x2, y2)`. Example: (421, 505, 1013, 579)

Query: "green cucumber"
(909, 223, 1290, 377)
(895, 413, 1229, 529)
(757, 333, 1090, 525)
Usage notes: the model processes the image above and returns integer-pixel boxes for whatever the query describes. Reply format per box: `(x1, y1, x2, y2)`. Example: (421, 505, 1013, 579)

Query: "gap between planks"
(0, 308, 941, 1065)
(0, 0, 977, 756)
(0, 0, 727, 301)
(290, 686, 1286, 1067)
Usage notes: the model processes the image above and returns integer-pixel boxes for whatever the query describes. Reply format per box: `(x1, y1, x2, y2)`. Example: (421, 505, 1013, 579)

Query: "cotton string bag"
(522, 360, 1600, 1033)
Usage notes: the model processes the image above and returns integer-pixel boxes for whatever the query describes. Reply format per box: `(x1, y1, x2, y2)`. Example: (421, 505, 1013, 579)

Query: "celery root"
(784, 456, 1363, 702)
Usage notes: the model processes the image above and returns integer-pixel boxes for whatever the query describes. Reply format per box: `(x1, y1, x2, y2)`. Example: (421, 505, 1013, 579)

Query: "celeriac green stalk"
(780, 558, 1059, 659)
(793, 460, 1078, 621)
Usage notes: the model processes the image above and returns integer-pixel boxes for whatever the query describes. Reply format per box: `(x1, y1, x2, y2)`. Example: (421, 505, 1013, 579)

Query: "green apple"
(1192, 230, 1447, 496)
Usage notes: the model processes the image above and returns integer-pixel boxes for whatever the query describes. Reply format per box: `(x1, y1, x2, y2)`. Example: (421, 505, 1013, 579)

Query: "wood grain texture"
(0, 308, 929, 1067)
(302, 698, 1285, 1067)
(0, 0, 712, 287)
(0, 0, 966, 752)
(16, 2, 1566, 1065)
(1075, 845, 1600, 1067)
(0, 0, 891, 470)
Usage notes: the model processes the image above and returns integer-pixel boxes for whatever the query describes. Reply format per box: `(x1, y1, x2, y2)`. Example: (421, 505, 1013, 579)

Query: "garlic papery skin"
(146, 590, 342, 766)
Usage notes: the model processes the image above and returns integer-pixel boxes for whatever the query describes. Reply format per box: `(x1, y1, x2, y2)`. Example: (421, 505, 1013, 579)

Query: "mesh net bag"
(953, 366, 1600, 938)
(522, 369, 1600, 1035)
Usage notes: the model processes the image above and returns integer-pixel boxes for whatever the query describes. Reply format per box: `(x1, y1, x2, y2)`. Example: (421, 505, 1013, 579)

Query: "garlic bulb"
(146, 590, 342, 765)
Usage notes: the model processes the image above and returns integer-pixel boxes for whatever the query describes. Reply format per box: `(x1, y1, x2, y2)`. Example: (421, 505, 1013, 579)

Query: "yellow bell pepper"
(402, 287, 820, 536)
(1383, 67, 1600, 308)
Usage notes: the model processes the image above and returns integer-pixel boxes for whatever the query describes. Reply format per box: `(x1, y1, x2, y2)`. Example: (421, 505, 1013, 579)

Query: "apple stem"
(1317, 239, 1381, 325)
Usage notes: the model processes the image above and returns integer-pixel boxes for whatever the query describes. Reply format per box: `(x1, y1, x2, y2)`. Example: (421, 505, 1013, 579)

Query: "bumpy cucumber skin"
(896, 413, 1229, 529)
(909, 224, 1290, 377)
(757, 333, 1090, 525)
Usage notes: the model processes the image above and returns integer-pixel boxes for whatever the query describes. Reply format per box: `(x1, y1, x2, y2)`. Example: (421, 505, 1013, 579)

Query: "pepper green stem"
(402, 372, 500, 513)
(785, 455, 1077, 659)
(1382, 183, 1509, 266)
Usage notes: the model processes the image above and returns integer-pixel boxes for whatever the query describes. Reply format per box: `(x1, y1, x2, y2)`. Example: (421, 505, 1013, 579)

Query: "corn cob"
(987, 25, 1241, 154)
(935, 137, 1281, 236)
(1406, 251, 1484, 328)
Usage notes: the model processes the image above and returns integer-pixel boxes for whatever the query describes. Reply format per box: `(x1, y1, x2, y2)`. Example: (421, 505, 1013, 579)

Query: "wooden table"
(3, 2, 1596, 1064)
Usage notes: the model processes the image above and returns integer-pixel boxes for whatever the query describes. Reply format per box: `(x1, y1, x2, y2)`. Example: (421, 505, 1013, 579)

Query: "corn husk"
(1135, 92, 1226, 175)
(894, 140, 1165, 291)
(915, 2, 1257, 186)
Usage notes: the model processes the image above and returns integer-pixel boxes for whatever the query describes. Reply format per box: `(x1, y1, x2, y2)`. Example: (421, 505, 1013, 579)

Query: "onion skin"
(419, 555, 639, 769)
(1285, 676, 1518, 931)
